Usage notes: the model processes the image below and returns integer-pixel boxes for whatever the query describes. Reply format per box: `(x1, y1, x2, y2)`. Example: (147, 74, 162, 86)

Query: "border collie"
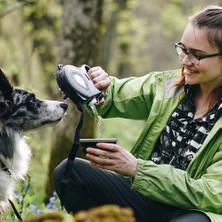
(0, 68, 67, 211)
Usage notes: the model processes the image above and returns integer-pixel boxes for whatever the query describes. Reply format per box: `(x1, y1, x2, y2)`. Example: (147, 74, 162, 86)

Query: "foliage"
(161, 2, 187, 37)
(22, 0, 62, 82)
(0, 0, 34, 19)
(3, 176, 62, 221)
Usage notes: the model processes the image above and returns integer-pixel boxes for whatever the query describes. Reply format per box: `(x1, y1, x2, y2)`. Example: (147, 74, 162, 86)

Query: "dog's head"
(0, 68, 68, 132)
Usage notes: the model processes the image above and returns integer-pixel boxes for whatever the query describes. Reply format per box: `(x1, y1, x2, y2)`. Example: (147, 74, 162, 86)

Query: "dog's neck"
(0, 126, 31, 178)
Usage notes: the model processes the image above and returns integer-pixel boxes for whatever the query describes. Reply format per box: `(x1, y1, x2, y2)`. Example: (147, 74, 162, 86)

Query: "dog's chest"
(0, 130, 31, 179)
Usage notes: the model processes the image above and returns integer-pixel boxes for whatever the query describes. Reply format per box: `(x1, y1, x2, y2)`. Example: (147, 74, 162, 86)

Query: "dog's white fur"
(0, 69, 67, 210)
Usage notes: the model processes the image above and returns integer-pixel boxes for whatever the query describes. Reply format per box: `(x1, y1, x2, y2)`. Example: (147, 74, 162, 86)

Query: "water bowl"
(80, 138, 118, 155)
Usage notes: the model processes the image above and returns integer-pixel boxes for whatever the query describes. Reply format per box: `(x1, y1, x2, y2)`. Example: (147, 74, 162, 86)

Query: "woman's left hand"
(85, 143, 137, 177)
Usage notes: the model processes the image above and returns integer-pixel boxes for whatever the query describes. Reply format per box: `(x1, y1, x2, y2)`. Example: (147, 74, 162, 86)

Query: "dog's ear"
(0, 68, 13, 101)
(0, 68, 13, 117)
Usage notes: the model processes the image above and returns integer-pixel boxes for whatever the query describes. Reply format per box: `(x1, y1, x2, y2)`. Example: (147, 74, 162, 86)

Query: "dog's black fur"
(0, 68, 67, 210)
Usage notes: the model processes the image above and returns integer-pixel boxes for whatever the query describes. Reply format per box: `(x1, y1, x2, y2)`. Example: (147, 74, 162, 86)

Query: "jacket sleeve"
(96, 73, 158, 120)
(132, 156, 222, 214)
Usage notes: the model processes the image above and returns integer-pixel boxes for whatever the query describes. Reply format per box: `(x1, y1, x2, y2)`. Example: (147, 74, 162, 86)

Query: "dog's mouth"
(41, 117, 63, 126)
(23, 118, 64, 132)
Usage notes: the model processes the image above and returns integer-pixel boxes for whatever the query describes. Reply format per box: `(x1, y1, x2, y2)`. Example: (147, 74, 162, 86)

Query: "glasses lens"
(175, 44, 199, 65)
(175, 45, 185, 58)
(188, 54, 199, 65)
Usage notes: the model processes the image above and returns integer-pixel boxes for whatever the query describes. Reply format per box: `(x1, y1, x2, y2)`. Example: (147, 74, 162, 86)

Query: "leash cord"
(8, 198, 23, 221)
(60, 102, 84, 207)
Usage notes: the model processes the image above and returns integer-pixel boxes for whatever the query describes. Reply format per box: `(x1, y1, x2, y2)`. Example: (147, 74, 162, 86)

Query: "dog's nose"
(60, 103, 68, 111)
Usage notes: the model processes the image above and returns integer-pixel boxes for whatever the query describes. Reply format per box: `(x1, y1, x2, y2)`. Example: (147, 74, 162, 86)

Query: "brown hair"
(176, 5, 222, 108)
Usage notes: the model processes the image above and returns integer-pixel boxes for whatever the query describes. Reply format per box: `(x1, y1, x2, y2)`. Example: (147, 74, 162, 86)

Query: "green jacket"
(97, 69, 222, 222)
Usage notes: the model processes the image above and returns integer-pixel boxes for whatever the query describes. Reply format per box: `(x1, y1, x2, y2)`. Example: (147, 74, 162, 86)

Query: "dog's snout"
(60, 103, 68, 111)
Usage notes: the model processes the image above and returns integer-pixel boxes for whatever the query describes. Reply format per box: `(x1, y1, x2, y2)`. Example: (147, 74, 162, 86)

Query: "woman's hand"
(88, 66, 111, 91)
(85, 143, 137, 177)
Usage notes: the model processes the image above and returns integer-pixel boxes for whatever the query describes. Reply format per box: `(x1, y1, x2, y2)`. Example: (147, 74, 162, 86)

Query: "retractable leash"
(55, 64, 104, 207)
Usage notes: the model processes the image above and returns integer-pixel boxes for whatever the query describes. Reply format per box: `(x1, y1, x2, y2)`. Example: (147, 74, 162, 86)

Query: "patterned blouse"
(151, 85, 222, 170)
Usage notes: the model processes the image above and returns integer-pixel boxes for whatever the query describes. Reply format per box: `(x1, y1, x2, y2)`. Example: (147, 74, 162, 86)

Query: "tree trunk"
(45, 0, 104, 201)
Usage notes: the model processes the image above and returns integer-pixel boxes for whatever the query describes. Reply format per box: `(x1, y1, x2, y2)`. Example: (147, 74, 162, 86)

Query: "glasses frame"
(174, 42, 222, 64)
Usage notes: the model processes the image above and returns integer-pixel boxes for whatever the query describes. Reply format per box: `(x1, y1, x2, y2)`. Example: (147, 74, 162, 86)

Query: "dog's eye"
(26, 93, 36, 103)
(24, 93, 39, 111)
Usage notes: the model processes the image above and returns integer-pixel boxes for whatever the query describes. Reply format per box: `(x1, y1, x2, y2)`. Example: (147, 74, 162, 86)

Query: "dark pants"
(53, 158, 210, 222)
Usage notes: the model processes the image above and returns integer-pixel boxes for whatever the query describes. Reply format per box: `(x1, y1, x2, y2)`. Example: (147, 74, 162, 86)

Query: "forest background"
(1, 0, 222, 220)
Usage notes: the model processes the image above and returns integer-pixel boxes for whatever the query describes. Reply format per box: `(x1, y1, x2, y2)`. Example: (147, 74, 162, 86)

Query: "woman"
(54, 5, 222, 222)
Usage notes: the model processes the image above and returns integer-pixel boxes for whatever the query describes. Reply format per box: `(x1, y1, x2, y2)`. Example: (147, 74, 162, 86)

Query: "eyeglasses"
(174, 42, 222, 65)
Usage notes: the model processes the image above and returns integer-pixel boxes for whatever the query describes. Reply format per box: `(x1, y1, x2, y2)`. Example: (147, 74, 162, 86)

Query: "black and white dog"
(0, 68, 67, 210)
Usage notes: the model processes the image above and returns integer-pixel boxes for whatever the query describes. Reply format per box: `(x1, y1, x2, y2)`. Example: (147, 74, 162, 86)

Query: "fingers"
(88, 66, 105, 78)
(85, 144, 137, 176)
(88, 66, 110, 90)
(86, 148, 114, 169)
(85, 143, 119, 162)
(86, 143, 118, 158)
(96, 142, 118, 151)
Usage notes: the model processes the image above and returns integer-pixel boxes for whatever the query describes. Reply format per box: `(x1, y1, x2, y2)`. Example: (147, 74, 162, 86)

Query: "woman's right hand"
(88, 66, 111, 91)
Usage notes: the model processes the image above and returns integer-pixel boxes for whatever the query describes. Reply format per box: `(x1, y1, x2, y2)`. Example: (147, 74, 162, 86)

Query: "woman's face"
(180, 23, 222, 92)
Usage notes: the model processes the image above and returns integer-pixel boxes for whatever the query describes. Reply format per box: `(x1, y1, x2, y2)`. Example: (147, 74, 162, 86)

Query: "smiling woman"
(54, 5, 222, 222)
(175, 12, 222, 119)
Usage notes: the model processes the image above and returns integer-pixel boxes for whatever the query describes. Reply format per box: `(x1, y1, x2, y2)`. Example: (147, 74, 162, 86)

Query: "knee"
(53, 158, 88, 191)
(54, 159, 67, 181)
(53, 159, 67, 194)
